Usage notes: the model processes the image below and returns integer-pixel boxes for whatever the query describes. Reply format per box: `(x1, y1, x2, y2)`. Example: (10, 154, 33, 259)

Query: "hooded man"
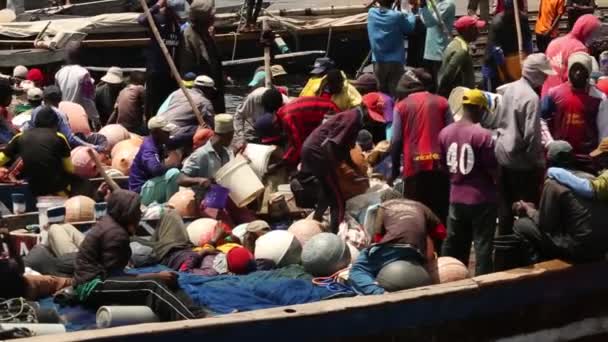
(494, 53, 556, 235)
(542, 14, 601, 96)
(73, 190, 204, 322)
(541, 52, 605, 170)
(55, 42, 100, 129)
(390, 69, 452, 225)
(138, 0, 181, 118)
(179, 0, 225, 113)
(513, 140, 608, 264)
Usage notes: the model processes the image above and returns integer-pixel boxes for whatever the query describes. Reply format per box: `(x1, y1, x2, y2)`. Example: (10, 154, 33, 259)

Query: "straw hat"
(101, 67, 124, 85)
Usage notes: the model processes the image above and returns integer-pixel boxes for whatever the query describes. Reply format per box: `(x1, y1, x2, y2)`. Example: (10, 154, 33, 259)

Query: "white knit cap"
(568, 52, 593, 74)
(13, 65, 27, 78)
(214, 114, 234, 134)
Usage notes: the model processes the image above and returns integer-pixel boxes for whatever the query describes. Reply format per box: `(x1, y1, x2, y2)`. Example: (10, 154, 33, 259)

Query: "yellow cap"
(462, 88, 489, 110)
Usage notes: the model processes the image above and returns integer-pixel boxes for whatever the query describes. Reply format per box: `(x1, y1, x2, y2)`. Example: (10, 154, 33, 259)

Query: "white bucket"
(96, 306, 159, 328)
(215, 154, 264, 208)
(36, 196, 67, 230)
(243, 143, 277, 178)
(0, 323, 66, 336)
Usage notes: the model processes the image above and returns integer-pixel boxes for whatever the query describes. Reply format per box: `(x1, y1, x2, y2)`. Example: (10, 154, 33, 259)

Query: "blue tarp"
(40, 265, 353, 331)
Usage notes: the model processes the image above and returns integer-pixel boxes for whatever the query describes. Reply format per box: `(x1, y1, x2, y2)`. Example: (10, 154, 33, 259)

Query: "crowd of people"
(0, 0, 607, 328)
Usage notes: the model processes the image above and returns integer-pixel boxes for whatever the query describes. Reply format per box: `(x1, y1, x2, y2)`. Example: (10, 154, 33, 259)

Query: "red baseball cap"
(453, 16, 486, 32)
(361, 92, 387, 123)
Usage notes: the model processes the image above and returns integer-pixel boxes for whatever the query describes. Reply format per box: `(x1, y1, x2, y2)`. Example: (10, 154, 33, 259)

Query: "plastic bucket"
(203, 184, 230, 209)
(215, 154, 264, 208)
(36, 196, 67, 229)
(243, 143, 277, 178)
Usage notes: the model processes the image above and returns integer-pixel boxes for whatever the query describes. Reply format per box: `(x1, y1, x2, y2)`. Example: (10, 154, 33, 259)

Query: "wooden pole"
(138, 0, 208, 128)
(263, 18, 272, 88)
(427, 0, 452, 43)
(87, 149, 120, 191)
(512, 0, 525, 66)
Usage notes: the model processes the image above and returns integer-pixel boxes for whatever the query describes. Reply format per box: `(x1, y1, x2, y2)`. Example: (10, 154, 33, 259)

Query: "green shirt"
(437, 36, 475, 98)
(591, 170, 608, 201)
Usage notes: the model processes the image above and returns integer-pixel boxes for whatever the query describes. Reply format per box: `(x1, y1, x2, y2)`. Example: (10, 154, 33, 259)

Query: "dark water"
(224, 73, 307, 113)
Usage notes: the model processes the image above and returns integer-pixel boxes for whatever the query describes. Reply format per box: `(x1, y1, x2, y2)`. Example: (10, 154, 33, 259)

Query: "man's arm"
(523, 99, 542, 154)
(547, 167, 594, 198)
(400, 12, 416, 35)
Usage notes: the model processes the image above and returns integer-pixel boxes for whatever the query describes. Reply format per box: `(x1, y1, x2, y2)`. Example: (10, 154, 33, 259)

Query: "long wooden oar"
(513, 0, 525, 66)
(262, 18, 272, 88)
(138, 0, 208, 128)
(87, 149, 120, 191)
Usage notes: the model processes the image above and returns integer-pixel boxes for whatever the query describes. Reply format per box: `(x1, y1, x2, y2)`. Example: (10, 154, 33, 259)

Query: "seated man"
(73, 190, 205, 321)
(547, 137, 608, 200)
(129, 116, 209, 205)
(513, 140, 608, 263)
(0, 107, 82, 197)
(156, 75, 216, 149)
(349, 191, 446, 295)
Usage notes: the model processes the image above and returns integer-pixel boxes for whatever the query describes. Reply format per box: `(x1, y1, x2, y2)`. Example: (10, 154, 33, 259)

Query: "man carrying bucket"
(183, 114, 257, 226)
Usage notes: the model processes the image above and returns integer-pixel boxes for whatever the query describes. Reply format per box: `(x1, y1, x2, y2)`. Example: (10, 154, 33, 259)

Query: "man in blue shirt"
(367, 0, 415, 96)
(420, 0, 456, 87)
(27, 86, 105, 152)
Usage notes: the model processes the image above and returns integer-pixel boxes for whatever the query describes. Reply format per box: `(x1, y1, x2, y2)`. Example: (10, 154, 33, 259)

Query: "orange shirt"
(535, 0, 566, 36)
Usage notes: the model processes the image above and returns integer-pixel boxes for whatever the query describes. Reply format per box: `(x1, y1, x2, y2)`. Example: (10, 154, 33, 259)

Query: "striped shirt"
(391, 91, 452, 178)
(276, 96, 340, 165)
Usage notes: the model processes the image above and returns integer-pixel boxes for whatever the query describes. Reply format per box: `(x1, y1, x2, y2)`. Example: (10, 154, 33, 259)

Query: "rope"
(311, 267, 355, 294)
(0, 298, 38, 323)
(325, 26, 333, 57)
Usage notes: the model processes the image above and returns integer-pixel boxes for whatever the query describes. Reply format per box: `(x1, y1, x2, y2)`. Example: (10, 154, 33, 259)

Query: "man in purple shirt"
(439, 89, 498, 275)
(129, 116, 209, 205)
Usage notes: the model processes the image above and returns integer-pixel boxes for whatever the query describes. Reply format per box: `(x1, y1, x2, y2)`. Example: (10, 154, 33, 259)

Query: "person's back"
(420, 0, 456, 63)
(157, 88, 212, 130)
(537, 178, 607, 261)
(277, 96, 340, 165)
(367, 5, 414, 64)
(495, 78, 544, 168)
(115, 84, 145, 131)
(437, 37, 474, 97)
(439, 121, 497, 205)
(129, 136, 165, 193)
(73, 213, 131, 286)
(395, 91, 450, 177)
(4, 128, 71, 196)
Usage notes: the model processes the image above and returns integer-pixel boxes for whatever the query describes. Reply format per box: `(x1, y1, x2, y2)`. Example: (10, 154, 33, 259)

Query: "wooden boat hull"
(17, 259, 608, 341)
